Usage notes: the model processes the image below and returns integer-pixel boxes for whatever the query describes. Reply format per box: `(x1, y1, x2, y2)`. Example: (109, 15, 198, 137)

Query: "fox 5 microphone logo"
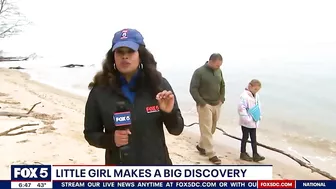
(113, 111, 131, 126)
(11, 165, 52, 181)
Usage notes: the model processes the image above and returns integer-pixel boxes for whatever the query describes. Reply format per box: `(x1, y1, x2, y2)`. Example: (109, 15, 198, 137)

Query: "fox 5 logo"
(115, 115, 130, 122)
(11, 165, 51, 180)
(113, 111, 131, 126)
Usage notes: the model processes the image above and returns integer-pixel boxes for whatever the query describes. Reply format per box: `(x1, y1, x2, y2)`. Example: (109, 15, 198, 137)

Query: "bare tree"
(0, 0, 30, 38)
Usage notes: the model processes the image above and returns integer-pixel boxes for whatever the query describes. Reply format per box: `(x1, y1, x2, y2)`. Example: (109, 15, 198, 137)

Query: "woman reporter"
(84, 28, 184, 165)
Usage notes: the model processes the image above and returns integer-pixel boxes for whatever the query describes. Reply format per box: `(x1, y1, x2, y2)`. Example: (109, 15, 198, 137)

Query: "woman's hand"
(114, 129, 131, 147)
(156, 90, 175, 113)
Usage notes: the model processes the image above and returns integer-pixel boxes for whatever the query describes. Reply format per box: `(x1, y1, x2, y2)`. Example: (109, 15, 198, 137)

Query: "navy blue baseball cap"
(112, 28, 145, 51)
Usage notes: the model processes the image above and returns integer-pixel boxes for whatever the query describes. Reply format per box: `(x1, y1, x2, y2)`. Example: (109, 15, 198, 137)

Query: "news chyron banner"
(0, 165, 334, 189)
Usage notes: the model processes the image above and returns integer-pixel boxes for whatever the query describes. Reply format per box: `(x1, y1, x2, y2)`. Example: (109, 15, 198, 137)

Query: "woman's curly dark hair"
(88, 45, 163, 96)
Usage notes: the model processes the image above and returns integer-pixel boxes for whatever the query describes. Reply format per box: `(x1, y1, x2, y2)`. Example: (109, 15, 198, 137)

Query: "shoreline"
(2, 63, 336, 162)
(0, 68, 329, 180)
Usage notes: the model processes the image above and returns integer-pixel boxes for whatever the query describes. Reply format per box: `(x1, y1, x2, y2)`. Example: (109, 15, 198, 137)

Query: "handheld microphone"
(113, 101, 133, 164)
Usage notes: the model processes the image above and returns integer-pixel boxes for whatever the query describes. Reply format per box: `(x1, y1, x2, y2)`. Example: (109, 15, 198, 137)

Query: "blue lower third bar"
(0, 180, 335, 189)
(53, 180, 336, 189)
(54, 181, 255, 189)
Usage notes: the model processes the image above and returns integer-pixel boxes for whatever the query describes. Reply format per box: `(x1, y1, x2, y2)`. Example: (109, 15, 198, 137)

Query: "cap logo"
(120, 30, 128, 39)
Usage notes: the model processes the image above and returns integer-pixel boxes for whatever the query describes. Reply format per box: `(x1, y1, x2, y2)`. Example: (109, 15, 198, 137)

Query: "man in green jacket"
(189, 53, 225, 165)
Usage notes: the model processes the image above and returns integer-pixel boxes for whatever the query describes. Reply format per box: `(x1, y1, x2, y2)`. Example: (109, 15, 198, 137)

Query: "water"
(1, 0, 336, 176)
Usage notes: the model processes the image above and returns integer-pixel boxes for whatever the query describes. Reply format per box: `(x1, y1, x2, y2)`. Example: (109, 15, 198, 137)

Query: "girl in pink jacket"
(238, 79, 265, 162)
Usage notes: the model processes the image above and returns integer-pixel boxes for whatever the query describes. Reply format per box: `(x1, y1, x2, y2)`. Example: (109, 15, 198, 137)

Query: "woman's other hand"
(156, 90, 175, 113)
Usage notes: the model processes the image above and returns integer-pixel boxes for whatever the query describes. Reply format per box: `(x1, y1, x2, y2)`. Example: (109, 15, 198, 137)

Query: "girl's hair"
(249, 79, 262, 87)
(88, 45, 162, 96)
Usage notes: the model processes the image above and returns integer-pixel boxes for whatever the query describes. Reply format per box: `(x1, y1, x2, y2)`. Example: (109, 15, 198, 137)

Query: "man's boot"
(196, 145, 206, 155)
(240, 152, 253, 161)
(253, 153, 265, 162)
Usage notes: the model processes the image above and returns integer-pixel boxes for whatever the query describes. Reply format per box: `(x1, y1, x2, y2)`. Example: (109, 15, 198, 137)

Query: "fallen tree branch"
(5, 129, 37, 136)
(61, 64, 84, 68)
(26, 102, 41, 114)
(184, 122, 336, 180)
(0, 102, 41, 119)
(0, 112, 29, 117)
(8, 66, 25, 69)
(0, 123, 39, 136)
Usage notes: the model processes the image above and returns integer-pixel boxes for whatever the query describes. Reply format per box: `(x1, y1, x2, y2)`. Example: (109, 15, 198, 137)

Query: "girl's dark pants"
(240, 126, 257, 154)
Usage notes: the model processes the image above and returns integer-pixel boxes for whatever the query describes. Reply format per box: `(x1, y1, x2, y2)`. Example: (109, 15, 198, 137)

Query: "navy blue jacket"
(83, 76, 184, 165)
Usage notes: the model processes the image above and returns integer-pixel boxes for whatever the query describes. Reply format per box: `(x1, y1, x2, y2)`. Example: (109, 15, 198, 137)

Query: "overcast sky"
(2, 0, 336, 68)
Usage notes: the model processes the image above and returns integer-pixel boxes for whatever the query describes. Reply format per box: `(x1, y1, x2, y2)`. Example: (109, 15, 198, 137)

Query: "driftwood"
(0, 102, 41, 119)
(0, 102, 43, 136)
(0, 53, 39, 62)
(9, 66, 25, 70)
(17, 102, 41, 119)
(61, 64, 84, 68)
(26, 102, 41, 114)
(0, 57, 29, 62)
(0, 123, 39, 136)
(184, 122, 336, 180)
(0, 112, 29, 117)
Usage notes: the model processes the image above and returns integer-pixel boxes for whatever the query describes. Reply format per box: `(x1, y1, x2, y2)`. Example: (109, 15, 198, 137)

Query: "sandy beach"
(0, 68, 327, 180)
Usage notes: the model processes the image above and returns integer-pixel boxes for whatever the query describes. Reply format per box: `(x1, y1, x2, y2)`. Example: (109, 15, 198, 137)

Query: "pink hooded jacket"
(238, 88, 262, 128)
